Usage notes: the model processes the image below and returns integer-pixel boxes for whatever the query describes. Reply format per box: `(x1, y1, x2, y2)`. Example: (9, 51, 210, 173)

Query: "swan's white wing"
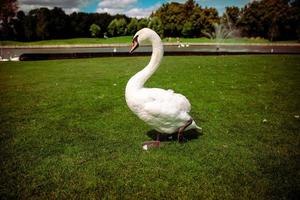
(141, 88, 191, 119)
(143, 88, 190, 109)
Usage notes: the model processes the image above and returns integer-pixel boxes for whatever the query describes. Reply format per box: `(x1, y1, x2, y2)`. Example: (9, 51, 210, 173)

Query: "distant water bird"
(126, 28, 201, 149)
(9, 55, 19, 61)
(113, 48, 117, 53)
(0, 56, 9, 61)
(177, 43, 189, 48)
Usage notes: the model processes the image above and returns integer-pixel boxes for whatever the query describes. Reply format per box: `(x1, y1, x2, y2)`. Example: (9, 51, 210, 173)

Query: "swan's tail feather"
(189, 119, 202, 132)
(195, 125, 202, 132)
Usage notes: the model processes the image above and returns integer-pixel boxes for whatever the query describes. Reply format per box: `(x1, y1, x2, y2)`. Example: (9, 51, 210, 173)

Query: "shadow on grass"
(146, 129, 203, 142)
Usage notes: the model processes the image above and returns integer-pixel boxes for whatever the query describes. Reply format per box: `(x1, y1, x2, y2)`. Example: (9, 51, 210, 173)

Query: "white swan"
(125, 28, 201, 148)
(9, 55, 20, 61)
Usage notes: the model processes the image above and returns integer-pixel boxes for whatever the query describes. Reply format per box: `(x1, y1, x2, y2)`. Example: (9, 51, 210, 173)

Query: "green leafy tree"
(24, 9, 38, 41)
(152, 0, 219, 37)
(238, 1, 265, 37)
(188, 6, 219, 37)
(184, 0, 197, 19)
(201, 8, 219, 34)
(223, 6, 240, 26)
(12, 11, 26, 41)
(117, 18, 127, 35)
(107, 19, 118, 36)
(48, 7, 69, 39)
(90, 13, 113, 37)
(0, 0, 17, 23)
(69, 12, 89, 38)
(238, 0, 297, 40)
(107, 18, 127, 36)
(31, 7, 69, 40)
(181, 21, 194, 37)
(127, 18, 138, 35)
(188, 7, 204, 36)
(35, 8, 51, 40)
(148, 16, 163, 36)
(290, 0, 300, 40)
(152, 2, 186, 36)
(89, 23, 101, 37)
(137, 18, 149, 30)
(0, 0, 18, 39)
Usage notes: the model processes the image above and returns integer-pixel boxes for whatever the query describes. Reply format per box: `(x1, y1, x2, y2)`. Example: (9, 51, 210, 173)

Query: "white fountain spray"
(203, 13, 240, 51)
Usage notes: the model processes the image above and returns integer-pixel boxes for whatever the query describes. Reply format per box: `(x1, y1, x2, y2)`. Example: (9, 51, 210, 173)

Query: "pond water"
(1, 44, 300, 61)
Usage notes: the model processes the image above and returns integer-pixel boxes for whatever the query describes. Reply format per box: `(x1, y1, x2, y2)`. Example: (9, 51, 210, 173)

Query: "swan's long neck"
(126, 36, 163, 92)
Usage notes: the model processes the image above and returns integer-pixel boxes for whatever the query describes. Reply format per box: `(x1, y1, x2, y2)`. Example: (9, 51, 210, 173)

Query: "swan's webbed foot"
(142, 133, 160, 150)
(142, 141, 160, 150)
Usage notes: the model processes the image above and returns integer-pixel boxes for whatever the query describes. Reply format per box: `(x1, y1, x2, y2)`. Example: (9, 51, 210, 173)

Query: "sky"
(18, 0, 252, 18)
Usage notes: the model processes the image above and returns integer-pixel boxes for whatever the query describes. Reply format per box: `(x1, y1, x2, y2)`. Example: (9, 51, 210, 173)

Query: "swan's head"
(129, 28, 160, 53)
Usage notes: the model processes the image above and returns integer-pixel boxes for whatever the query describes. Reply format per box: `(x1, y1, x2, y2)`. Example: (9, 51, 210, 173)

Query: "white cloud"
(64, 8, 81, 14)
(126, 7, 151, 18)
(18, 0, 88, 14)
(96, 0, 159, 18)
(96, 7, 123, 15)
(96, 0, 137, 15)
(167, 0, 186, 3)
(126, 4, 161, 18)
(98, 0, 137, 9)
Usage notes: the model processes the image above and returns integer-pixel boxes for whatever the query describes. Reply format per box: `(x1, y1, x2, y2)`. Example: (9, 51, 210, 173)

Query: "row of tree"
(237, 0, 300, 41)
(2, 7, 129, 41)
(151, 0, 300, 41)
(0, 0, 299, 41)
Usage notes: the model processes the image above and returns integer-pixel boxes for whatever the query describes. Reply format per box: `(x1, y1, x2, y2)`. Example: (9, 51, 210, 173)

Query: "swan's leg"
(156, 133, 160, 142)
(178, 118, 193, 142)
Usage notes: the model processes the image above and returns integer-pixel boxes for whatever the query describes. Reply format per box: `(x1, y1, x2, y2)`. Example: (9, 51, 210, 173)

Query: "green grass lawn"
(162, 37, 273, 43)
(0, 55, 299, 199)
(0, 36, 133, 46)
(1, 36, 298, 46)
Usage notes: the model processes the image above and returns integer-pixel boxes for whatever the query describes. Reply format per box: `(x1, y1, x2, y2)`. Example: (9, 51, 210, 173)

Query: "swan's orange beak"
(129, 36, 139, 53)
